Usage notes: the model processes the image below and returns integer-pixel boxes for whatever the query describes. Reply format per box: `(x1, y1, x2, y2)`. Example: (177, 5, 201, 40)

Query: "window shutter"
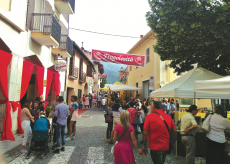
(87, 65, 92, 77)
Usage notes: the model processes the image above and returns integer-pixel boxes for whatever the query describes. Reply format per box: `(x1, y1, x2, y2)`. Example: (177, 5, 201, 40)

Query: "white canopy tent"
(194, 76, 230, 98)
(109, 84, 141, 91)
(150, 67, 228, 99)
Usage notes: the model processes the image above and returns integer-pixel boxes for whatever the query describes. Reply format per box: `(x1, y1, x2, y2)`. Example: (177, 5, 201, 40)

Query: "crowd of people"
(102, 93, 177, 164)
(18, 92, 230, 164)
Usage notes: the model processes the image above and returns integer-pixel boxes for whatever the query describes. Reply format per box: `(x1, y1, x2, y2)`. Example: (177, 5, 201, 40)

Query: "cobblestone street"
(1, 107, 206, 164)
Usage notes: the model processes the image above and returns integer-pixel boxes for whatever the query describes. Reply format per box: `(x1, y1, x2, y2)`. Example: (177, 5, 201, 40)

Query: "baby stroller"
(26, 116, 50, 159)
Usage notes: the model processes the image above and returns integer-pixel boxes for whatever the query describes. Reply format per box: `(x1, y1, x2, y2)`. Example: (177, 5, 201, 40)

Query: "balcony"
(30, 14, 61, 46)
(68, 64, 78, 80)
(52, 35, 73, 58)
(79, 70, 86, 83)
(54, 0, 75, 14)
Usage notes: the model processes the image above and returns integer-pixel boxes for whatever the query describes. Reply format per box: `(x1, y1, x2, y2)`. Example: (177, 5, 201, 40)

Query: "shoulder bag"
(155, 112, 173, 154)
(111, 128, 129, 155)
(201, 115, 212, 133)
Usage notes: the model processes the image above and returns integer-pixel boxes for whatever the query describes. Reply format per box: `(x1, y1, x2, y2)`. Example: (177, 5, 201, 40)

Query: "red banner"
(100, 74, 108, 78)
(92, 49, 145, 66)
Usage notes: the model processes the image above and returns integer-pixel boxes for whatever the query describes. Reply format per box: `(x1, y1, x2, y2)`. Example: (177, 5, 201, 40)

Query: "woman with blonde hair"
(113, 110, 142, 164)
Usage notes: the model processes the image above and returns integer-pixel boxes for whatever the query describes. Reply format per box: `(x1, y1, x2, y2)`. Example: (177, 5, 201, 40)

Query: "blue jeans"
(103, 105, 105, 111)
(57, 124, 65, 149)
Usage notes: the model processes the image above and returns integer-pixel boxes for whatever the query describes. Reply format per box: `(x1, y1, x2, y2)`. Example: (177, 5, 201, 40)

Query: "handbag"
(201, 115, 212, 133)
(155, 111, 173, 154)
(104, 114, 113, 123)
(111, 128, 129, 155)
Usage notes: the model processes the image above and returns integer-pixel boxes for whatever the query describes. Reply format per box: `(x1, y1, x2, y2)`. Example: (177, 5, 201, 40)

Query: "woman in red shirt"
(127, 102, 139, 140)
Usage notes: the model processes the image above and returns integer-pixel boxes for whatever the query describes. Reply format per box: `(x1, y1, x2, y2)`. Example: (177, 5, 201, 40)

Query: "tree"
(100, 78, 108, 88)
(146, 0, 230, 75)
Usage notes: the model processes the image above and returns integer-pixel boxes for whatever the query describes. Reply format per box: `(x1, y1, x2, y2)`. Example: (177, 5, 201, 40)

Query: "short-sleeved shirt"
(181, 112, 197, 136)
(102, 99, 106, 105)
(72, 102, 78, 110)
(143, 109, 175, 151)
(161, 103, 167, 113)
(127, 108, 137, 124)
(98, 95, 102, 101)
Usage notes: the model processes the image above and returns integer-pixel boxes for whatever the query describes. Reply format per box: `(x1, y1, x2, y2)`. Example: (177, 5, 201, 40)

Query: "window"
(136, 82, 138, 97)
(78, 89, 82, 98)
(146, 48, 150, 63)
(130, 66, 132, 71)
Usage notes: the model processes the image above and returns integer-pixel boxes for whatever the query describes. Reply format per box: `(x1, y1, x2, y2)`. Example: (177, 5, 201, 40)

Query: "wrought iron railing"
(62, 0, 75, 13)
(69, 64, 78, 78)
(30, 13, 61, 44)
(59, 35, 73, 56)
(79, 70, 86, 83)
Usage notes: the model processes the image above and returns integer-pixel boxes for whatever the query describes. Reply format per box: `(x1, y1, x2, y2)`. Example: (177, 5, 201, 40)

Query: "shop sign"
(100, 74, 108, 78)
(55, 61, 67, 72)
(149, 76, 154, 90)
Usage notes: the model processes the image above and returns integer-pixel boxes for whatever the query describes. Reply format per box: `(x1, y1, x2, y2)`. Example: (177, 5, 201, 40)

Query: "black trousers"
(89, 100, 92, 108)
(131, 124, 138, 140)
(139, 123, 144, 134)
(53, 124, 57, 143)
(106, 122, 113, 139)
(206, 138, 225, 164)
(150, 150, 167, 164)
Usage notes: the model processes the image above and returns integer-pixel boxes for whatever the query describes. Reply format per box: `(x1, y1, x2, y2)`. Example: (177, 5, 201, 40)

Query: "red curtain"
(36, 66, 45, 97)
(45, 70, 54, 99)
(0, 50, 12, 99)
(20, 60, 34, 99)
(0, 50, 14, 141)
(54, 73, 61, 95)
(11, 101, 23, 134)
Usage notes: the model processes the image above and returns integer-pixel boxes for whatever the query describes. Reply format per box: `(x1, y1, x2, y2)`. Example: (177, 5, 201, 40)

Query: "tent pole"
(175, 97, 177, 158)
(194, 92, 196, 105)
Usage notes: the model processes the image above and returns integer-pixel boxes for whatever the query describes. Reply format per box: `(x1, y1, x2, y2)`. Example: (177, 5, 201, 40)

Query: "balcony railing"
(60, 35, 73, 56)
(69, 64, 78, 79)
(79, 70, 86, 83)
(62, 0, 75, 13)
(30, 13, 61, 44)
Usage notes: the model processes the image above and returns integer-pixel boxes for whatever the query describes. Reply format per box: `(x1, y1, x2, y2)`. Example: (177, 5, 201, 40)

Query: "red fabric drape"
(0, 50, 12, 99)
(20, 60, 34, 99)
(54, 73, 61, 95)
(36, 66, 45, 97)
(45, 70, 54, 99)
(0, 50, 14, 141)
(11, 101, 23, 134)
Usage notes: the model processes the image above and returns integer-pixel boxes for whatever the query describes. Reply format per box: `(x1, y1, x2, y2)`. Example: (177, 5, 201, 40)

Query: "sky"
(69, 0, 151, 54)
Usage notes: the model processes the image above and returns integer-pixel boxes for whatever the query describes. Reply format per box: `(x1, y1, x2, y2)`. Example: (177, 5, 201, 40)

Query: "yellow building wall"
(127, 31, 177, 100)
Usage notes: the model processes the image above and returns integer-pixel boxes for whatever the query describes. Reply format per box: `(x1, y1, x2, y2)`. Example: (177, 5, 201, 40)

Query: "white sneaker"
(65, 137, 71, 141)
(21, 149, 28, 153)
(71, 136, 76, 140)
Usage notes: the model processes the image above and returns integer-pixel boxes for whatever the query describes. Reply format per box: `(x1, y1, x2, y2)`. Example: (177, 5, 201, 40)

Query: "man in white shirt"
(167, 100, 171, 114)
(97, 94, 102, 108)
(181, 105, 198, 164)
(161, 100, 167, 113)
(170, 102, 175, 121)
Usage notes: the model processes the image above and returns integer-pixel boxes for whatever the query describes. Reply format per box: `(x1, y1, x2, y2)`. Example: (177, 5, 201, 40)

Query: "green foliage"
(146, 0, 230, 75)
(100, 78, 108, 88)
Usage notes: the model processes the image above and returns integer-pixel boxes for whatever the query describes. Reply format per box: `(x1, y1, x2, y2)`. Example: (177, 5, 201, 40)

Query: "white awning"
(194, 76, 230, 98)
(150, 67, 229, 99)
